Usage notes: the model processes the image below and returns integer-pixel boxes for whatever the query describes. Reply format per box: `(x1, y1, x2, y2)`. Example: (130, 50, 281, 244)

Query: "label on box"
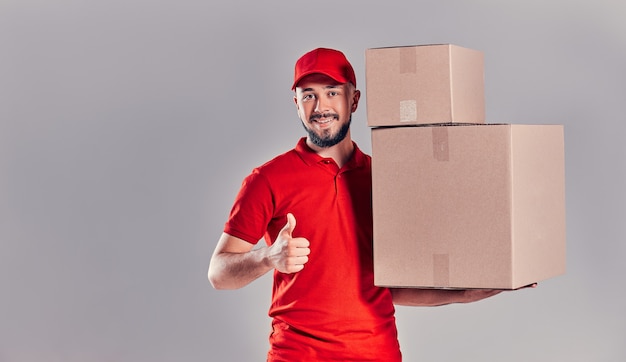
(400, 100, 417, 122)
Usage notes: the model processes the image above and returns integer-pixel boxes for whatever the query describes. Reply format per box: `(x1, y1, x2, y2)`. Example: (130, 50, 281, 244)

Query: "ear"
(293, 95, 300, 110)
(350, 89, 361, 113)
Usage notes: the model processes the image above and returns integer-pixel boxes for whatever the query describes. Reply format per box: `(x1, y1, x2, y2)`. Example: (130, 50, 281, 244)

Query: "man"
(208, 48, 512, 361)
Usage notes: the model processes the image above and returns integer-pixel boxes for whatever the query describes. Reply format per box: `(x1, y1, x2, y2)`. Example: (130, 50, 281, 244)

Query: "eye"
(328, 91, 339, 97)
(302, 93, 315, 101)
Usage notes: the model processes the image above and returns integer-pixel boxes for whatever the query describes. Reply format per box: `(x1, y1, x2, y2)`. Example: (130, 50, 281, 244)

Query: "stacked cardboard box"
(366, 44, 566, 289)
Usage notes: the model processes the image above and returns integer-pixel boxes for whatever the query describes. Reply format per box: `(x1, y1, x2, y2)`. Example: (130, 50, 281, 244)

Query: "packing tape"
(433, 253, 450, 287)
(399, 47, 417, 121)
(432, 127, 449, 161)
(399, 46, 416, 73)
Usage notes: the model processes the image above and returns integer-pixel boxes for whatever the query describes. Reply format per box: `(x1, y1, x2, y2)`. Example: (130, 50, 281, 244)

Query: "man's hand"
(460, 283, 538, 303)
(462, 283, 538, 303)
(268, 213, 310, 274)
(391, 283, 538, 306)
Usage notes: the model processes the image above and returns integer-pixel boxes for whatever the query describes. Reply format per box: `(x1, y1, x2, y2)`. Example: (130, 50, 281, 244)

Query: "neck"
(306, 131, 354, 168)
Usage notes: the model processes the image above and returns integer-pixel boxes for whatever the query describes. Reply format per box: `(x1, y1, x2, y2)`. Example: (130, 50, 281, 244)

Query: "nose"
(314, 96, 329, 113)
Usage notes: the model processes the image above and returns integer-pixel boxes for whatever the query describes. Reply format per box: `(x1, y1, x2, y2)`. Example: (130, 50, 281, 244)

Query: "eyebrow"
(301, 84, 341, 92)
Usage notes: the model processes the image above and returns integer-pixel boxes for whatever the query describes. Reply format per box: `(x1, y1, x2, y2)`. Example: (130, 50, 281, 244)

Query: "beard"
(302, 115, 352, 148)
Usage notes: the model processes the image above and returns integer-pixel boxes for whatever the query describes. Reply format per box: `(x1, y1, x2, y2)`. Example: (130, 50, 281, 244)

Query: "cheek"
(338, 99, 352, 115)
(348, 97, 357, 112)
(298, 104, 312, 120)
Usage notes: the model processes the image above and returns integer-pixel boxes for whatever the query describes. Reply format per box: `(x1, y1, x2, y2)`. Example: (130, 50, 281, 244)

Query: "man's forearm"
(208, 247, 273, 290)
(390, 288, 501, 306)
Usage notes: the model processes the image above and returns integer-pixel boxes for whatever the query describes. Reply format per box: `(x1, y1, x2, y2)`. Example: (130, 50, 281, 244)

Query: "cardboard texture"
(371, 124, 566, 289)
(365, 44, 485, 127)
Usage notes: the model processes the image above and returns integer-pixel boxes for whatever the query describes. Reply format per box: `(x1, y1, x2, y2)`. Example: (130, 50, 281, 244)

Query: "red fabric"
(291, 47, 357, 90)
(224, 138, 401, 361)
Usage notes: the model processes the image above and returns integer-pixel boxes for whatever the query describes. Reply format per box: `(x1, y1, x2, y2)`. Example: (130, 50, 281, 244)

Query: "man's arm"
(208, 232, 272, 290)
(391, 283, 537, 306)
(208, 213, 310, 290)
(390, 288, 502, 306)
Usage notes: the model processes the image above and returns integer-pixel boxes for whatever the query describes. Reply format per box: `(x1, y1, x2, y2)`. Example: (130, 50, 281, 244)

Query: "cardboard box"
(366, 44, 485, 127)
(372, 124, 566, 289)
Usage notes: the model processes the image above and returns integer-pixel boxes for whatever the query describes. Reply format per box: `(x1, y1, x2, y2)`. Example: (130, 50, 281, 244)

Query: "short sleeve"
(223, 169, 274, 245)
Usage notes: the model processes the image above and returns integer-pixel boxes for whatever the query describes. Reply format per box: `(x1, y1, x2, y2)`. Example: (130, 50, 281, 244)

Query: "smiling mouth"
(310, 113, 339, 124)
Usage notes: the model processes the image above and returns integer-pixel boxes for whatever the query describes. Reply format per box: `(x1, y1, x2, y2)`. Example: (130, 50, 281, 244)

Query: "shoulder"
(253, 137, 314, 175)
(352, 142, 372, 169)
(254, 148, 302, 176)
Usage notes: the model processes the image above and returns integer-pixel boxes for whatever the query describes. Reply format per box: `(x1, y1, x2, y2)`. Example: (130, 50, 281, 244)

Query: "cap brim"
(291, 71, 349, 90)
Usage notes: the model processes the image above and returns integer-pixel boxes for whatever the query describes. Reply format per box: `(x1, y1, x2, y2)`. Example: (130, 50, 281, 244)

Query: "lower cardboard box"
(371, 123, 566, 289)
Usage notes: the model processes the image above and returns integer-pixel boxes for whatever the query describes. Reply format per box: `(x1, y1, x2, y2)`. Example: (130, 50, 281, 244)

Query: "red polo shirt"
(224, 138, 401, 361)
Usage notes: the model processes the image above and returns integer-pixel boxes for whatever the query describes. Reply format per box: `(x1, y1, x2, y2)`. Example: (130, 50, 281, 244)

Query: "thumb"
(281, 213, 296, 237)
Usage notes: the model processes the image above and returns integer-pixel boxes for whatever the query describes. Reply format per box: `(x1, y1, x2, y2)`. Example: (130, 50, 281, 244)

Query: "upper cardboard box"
(365, 44, 485, 127)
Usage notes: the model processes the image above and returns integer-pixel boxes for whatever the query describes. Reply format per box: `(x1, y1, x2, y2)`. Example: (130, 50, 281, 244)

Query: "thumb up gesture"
(268, 213, 310, 274)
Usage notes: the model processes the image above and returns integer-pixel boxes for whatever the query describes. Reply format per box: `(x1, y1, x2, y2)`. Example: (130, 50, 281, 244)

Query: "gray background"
(1, 1, 624, 361)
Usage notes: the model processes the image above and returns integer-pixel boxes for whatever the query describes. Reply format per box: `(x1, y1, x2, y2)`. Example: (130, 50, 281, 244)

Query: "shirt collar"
(294, 137, 368, 170)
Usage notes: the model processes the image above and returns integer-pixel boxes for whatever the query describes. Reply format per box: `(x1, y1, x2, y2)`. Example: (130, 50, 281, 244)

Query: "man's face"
(294, 74, 360, 148)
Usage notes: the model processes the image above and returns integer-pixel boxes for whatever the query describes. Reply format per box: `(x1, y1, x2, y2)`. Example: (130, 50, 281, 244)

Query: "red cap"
(292, 48, 356, 90)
